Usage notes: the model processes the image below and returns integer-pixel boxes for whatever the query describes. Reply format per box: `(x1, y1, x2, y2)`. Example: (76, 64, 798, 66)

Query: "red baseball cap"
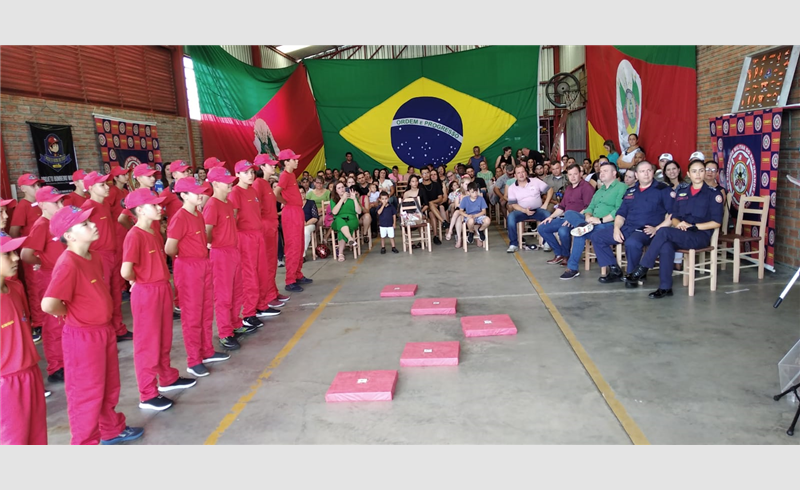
(0, 231, 27, 253)
(207, 167, 237, 184)
(234, 160, 255, 173)
(168, 160, 191, 174)
(277, 149, 301, 161)
(17, 173, 43, 187)
(50, 205, 94, 239)
(204, 157, 225, 170)
(174, 177, 210, 195)
(72, 169, 88, 182)
(83, 171, 111, 188)
(47, 135, 58, 145)
(109, 165, 129, 177)
(126, 188, 166, 208)
(133, 164, 158, 178)
(254, 154, 278, 166)
(35, 186, 66, 203)
(0, 198, 13, 207)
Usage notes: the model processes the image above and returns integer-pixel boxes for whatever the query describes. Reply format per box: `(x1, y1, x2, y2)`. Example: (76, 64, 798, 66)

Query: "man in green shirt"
(560, 161, 627, 280)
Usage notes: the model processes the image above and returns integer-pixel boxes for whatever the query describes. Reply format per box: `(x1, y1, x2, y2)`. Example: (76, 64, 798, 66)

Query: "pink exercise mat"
(460, 314, 517, 337)
(380, 284, 418, 297)
(325, 370, 399, 402)
(410, 298, 457, 315)
(400, 341, 460, 367)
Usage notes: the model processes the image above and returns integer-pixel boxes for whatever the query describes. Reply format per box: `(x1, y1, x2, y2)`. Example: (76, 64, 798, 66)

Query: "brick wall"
(697, 46, 800, 268)
(1, 94, 204, 194)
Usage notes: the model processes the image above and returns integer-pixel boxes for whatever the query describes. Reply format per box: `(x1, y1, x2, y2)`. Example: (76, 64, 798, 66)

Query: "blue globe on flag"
(391, 97, 463, 168)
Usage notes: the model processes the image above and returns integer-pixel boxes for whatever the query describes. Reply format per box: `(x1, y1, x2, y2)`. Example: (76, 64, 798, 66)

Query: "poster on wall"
(28, 122, 79, 193)
(709, 108, 782, 271)
(92, 114, 163, 191)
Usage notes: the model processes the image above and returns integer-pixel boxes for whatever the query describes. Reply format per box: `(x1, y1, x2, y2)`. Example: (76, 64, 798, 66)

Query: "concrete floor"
(39, 225, 800, 445)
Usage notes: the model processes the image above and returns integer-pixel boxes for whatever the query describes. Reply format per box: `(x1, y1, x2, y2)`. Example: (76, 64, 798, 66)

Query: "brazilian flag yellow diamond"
(340, 77, 517, 171)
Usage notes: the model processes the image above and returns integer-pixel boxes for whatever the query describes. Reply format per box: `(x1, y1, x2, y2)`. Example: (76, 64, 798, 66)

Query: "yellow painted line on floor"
(496, 225, 650, 445)
(204, 247, 372, 445)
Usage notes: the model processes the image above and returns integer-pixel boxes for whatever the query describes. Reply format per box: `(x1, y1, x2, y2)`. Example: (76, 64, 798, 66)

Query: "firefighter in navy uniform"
(627, 159, 724, 298)
(591, 160, 673, 285)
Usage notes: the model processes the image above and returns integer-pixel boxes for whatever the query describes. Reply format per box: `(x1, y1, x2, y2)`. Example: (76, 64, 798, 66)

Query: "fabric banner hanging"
(709, 108, 782, 271)
(93, 114, 164, 191)
(305, 45, 539, 174)
(586, 46, 697, 169)
(186, 45, 325, 178)
(28, 122, 79, 193)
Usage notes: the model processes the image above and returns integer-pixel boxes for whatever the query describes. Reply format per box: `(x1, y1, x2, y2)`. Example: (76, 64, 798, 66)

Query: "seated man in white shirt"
(505, 165, 553, 253)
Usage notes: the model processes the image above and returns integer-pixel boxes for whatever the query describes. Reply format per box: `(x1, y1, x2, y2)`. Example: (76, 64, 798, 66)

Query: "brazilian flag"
(305, 46, 539, 173)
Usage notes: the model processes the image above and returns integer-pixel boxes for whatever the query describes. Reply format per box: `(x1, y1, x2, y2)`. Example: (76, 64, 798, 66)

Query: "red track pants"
(238, 230, 266, 317)
(130, 281, 179, 401)
(174, 257, 215, 367)
(210, 246, 243, 339)
(35, 268, 64, 375)
(62, 323, 127, 445)
(282, 206, 305, 285)
(21, 262, 44, 328)
(261, 220, 280, 303)
(0, 365, 47, 445)
(97, 249, 127, 336)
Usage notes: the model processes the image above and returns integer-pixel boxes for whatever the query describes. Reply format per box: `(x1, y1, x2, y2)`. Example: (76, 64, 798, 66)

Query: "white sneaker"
(571, 223, 594, 237)
(506, 245, 519, 253)
(541, 243, 552, 252)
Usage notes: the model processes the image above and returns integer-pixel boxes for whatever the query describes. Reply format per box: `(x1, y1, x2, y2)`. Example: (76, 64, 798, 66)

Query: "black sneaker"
(433, 236, 442, 245)
(47, 368, 65, 384)
(32, 327, 42, 344)
(467, 232, 474, 244)
(381, 247, 386, 254)
(285, 283, 304, 292)
(256, 308, 281, 318)
(478, 229, 486, 242)
(219, 336, 241, 351)
(234, 323, 258, 335)
(187, 364, 210, 377)
(158, 377, 197, 393)
(242, 316, 263, 328)
(297, 276, 313, 284)
(392, 247, 399, 253)
(139, 395, 173, 411)
(100, 426, 144, 445)
(116, 330, 133, 342)
(560, 269, 580, 280)
(203, 352, 231, 363)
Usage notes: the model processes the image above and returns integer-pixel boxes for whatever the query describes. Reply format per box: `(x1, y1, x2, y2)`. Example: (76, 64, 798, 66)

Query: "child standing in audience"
(377, 191, 398, 254)
(0, 231, 47, 445)
(122, 189, 196, 412)
(42, 205, 143, 445)
(165, 178, 230, 378)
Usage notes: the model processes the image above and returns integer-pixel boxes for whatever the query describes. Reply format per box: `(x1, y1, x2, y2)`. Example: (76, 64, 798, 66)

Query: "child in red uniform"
(161, 160, 192, 316)
(0, 198, 13, 231)
(203, 167, 251, 351)
(118, 164, 160, 236)
(41, 205, 143, 445)
(82, 171, 132, 341)
(0, 231, 47, 445)
(107, 165, 131, 296)
(253, 154, 290, 309)
(122, 189, 196, 411)
(20, 186, 66, 384)
(165, 178, 230, 377)
(274, 149, 313, 292)
(9, 173, 44, 344)
(61, 169, 88, 208)
(230, 160, 279, 326)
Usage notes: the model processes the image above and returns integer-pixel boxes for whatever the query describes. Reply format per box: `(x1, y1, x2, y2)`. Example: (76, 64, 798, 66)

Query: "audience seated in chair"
(505, 164, 553, 253)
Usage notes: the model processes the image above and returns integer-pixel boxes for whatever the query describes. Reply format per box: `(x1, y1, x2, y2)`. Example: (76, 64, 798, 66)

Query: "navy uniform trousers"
(639, 228, 711, 289)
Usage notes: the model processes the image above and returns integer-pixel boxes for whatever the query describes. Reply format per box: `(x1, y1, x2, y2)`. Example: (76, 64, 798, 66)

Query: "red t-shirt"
(122, 208, 161, 235)
(0, 279, 40, 377)
(107, 185, 128, 220)
(202, 196, 238, 249)
(62, 192, 87, 209)
(278, 171, 302, 207)
(81, 199, 116, 252)
(23, 216, 65, 270)
(45, 250, 113, 326)
(123, 226, 170, 284)
(9, 199, 42, 236)
(253, 178, 278, 224)
(166, 208, 208, 259)
(160, 186, 183, 222)
(229, 185, 263, 232)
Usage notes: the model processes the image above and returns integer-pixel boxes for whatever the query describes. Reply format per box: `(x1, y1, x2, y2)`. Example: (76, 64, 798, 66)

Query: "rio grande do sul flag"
(186, 45, 325, 176)
(586, 46, 697, 169)
(305, 46, 539, 173)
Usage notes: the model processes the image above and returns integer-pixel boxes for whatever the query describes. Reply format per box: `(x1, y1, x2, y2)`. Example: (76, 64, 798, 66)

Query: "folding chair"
(718, 195, 769, 282)
(675, 228, 720, 296)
